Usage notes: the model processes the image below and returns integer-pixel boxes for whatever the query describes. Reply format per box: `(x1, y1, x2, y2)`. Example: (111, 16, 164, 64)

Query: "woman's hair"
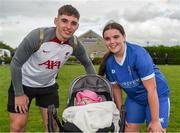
(102, 22, 125, 37)
(98, 51, 112, 76)
(58, 4, 80, 20)
(98, 21, 125, 76)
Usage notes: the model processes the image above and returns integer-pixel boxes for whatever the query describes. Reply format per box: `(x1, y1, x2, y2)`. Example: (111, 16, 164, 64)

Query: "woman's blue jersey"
(106, 42, 170, 105)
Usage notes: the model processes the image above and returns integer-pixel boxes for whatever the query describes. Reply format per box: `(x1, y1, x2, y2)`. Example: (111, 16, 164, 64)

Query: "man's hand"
(15, 95, 29, 114)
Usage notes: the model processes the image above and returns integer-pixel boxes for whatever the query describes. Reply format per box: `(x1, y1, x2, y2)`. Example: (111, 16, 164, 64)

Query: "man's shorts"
(125, 96, 170, 128)
(7, 82, 59, 113)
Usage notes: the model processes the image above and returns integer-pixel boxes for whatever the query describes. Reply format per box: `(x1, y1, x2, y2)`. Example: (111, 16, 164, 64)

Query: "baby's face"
(80, 97, 96, 105)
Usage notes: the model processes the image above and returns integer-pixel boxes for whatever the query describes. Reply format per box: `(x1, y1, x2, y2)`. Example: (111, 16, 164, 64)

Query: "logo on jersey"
(111, 69, 116, 74)
(65, 52, 70, 56)
(159, 118, 164, 123)
(128, 66, 132, 75)
(65, 52, 70, 59)
(121, 79, 140, 88)
(39, 60, 61, 69)
(42, 50, 50, 53)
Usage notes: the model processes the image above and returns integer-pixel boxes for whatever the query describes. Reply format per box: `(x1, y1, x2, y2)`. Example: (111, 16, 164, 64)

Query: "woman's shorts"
(125, 96, 170, 128)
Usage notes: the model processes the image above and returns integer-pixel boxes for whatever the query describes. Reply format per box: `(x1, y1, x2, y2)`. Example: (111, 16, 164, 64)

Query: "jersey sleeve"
(10, 28, 41, 96)
(105, 59, 117, 84)
(72, 37, 96, 74)
(135, 48, 155, 81)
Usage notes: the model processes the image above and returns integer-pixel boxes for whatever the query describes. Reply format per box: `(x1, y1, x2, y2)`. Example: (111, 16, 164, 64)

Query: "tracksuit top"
(11, 27, 95, 96)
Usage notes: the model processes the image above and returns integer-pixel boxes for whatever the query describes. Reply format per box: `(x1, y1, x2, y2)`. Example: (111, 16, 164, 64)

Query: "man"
(7, 5, 95, 132)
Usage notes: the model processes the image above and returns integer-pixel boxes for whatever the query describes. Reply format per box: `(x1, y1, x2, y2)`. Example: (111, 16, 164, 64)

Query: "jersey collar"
(49, 37, 69, 44)
(116, 42, 127, 66)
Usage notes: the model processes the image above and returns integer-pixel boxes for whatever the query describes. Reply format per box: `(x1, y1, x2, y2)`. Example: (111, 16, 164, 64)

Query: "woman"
(98, 21, 170, 132)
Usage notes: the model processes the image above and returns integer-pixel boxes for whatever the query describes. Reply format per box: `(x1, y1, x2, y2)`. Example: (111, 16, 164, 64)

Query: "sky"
(0, 0, 180, 48)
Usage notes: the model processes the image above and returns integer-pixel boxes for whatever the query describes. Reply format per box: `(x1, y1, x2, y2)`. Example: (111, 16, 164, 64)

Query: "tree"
(0, 41, 15, 53)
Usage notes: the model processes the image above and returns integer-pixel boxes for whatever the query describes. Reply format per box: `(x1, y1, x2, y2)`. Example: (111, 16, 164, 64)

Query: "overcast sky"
(0, 0, 180, 48)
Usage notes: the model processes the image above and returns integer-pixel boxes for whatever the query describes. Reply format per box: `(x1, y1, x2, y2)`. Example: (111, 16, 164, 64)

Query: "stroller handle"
(119, 104, 126, 132)
(47, 104, 63, 132)
(48, 105, 55, 132)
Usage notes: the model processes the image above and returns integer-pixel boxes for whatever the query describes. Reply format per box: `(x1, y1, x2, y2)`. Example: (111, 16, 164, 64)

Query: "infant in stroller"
(48, 75, 126, 132)
(63, 89, 119, 132)
(75, 89, 104, 105)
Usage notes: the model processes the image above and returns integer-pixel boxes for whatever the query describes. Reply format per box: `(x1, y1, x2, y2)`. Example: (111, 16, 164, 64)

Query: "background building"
(78, 30, 107, 58)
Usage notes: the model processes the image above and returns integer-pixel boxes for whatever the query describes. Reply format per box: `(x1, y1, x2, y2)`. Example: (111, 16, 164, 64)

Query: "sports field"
(0, 64, 180, 132)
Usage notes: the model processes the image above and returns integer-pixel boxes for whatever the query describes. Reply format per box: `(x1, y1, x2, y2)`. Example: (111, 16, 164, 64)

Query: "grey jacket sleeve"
(71, 37, 96, 74)
(10, 28, 41, 96)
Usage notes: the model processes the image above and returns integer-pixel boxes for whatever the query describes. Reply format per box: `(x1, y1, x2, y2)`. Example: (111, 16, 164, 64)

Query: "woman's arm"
(112, 84, 123, 110)
(142, 77, 164, 132)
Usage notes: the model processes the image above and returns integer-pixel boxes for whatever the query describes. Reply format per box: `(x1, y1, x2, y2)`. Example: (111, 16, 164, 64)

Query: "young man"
(7, 5, 95, 132)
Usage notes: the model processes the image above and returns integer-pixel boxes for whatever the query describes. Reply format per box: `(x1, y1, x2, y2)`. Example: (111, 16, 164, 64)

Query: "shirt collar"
(49, 37, 69, 44)
(116, 42, 127, 66)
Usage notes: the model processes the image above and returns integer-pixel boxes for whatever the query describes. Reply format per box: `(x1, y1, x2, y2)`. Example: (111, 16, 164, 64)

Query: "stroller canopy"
(67, 74, 113, 106)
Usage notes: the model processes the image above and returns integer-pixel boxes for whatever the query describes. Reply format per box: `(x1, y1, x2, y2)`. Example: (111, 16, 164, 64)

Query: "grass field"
(0, 64, 180, 132)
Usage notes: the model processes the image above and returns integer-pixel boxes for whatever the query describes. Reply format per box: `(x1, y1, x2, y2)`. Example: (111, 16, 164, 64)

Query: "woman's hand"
(147, 120, 165, 133)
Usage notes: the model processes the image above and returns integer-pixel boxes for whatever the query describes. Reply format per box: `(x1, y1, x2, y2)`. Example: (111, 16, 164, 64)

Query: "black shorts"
(7, 82, 59, 113)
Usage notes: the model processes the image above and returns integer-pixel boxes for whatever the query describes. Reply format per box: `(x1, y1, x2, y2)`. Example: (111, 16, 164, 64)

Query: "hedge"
(1, 45, 180, 65)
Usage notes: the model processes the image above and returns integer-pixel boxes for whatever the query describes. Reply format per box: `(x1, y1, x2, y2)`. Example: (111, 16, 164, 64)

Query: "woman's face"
(103, 28, 126, 55)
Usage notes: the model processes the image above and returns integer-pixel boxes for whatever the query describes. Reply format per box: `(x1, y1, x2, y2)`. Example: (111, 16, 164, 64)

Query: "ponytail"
(98, 51, 112, 76)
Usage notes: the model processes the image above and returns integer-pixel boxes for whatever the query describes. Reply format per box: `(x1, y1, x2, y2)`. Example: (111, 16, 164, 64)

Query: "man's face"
(54, 14, 79, 41)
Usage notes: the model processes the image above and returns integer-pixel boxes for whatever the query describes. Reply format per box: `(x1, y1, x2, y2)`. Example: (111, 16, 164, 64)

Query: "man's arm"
(11, 28, 41, 96)
(72, 37, 96, 74)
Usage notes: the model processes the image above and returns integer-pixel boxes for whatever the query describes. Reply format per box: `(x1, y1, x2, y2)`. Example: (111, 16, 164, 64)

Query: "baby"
(76, 90, 103, 106)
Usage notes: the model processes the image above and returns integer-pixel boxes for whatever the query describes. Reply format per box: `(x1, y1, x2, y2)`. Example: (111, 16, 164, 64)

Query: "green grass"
(0, 64, 180, 132)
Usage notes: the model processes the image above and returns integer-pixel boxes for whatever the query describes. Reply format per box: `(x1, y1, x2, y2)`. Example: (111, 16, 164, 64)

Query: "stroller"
(48, 74, 126, 132)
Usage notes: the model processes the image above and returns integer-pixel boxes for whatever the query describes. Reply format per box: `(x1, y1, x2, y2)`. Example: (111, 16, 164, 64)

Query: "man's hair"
(58, 5, 80, 19)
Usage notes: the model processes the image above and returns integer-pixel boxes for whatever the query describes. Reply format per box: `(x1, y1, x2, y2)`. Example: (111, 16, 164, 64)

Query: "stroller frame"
(48, 74, 126, 132)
